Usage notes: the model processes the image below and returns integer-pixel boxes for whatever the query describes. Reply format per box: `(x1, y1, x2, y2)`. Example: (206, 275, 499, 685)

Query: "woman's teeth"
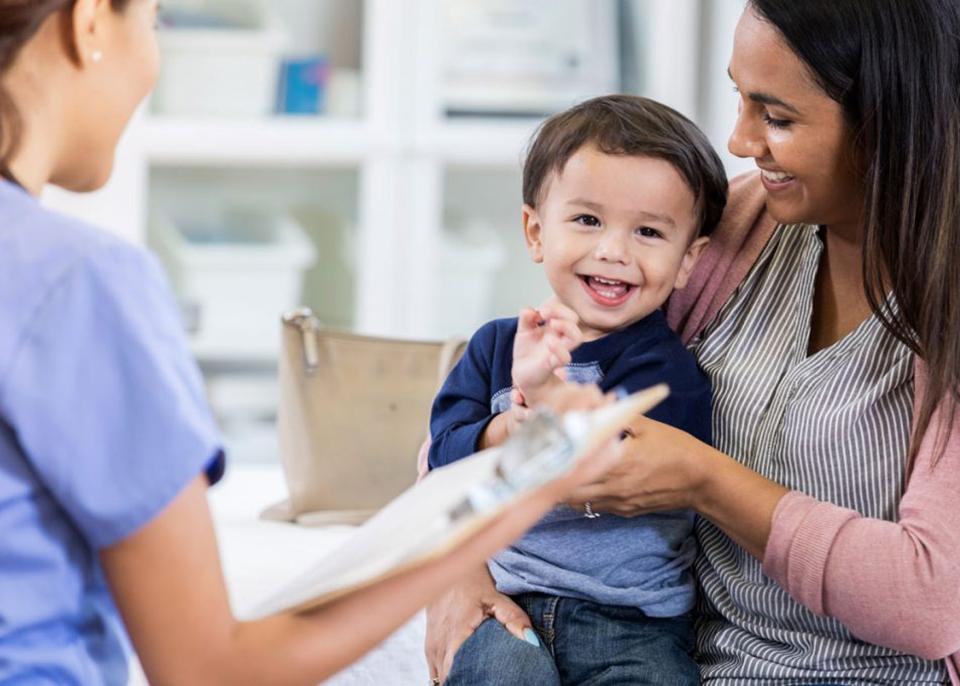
(761, 169, 795, 183)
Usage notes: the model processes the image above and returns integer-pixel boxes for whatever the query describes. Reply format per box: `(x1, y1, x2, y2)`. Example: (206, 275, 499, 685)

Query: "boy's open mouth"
(580, 275, 635, 307)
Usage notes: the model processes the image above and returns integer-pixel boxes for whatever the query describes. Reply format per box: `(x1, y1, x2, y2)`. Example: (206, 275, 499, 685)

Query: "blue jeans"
(447, 593, 698, 685)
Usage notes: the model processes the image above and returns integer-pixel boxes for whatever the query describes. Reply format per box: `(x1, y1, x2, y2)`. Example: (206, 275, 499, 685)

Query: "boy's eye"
(635, 226, 663, 239)
(762, 112, 792, 129)
(574, 214, 601, 227)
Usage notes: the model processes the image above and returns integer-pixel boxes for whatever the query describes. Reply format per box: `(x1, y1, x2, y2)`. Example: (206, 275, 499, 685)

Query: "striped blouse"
(690, 223, 949, 684)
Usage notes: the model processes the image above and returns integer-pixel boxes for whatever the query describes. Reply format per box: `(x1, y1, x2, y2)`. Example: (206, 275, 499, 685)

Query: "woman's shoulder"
(0, 182, 155, 293)
(667, 171, 777, 344)
(0, 186, 167, 380)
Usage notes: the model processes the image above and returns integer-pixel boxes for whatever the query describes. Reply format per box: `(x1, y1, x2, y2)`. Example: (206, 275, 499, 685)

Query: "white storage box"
(153, 210, 316, 359)
(153, 2, 287, 118)
(437, 231, 506, 337)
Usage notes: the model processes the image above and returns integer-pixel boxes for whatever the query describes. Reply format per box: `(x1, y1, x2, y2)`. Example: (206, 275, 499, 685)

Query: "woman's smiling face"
(727, 7, 864, 230)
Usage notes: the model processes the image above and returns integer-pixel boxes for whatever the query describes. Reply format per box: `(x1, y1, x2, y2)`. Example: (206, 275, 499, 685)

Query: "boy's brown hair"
(523, 95, 728, 237)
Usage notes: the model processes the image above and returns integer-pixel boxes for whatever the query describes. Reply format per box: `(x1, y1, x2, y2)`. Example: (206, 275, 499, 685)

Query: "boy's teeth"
(587, 276, 629, 298)
(762, 169, 795, 183)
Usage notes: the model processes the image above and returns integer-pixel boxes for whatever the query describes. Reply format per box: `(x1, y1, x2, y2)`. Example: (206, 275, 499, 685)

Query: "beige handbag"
(261, 308, 466, 525)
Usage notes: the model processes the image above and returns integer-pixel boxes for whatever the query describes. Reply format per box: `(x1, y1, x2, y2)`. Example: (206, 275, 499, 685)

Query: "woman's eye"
(574, 214, 601, 227)
(762, 112, 792, 129)
(636, 226, 662, 239)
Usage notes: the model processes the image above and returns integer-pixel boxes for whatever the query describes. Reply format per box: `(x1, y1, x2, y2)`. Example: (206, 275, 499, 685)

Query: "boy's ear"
(522, 204, 545, 263)
(673, 235, 710, 290)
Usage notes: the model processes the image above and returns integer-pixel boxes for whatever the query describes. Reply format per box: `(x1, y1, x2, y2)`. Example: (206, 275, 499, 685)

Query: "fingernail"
(523, 628, 541, 647)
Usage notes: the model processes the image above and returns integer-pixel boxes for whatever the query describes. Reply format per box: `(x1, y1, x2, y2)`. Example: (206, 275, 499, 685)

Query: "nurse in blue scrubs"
(0, 2, 618, 684)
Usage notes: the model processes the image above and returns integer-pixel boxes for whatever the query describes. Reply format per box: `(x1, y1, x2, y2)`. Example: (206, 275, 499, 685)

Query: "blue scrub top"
(0, 179, 224, 684)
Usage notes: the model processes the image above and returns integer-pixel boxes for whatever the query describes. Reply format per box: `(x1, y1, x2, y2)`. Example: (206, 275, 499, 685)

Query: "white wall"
(624, 0, 754, 179)
(637, 0, 702, 121)
(699, 0, 753, 178)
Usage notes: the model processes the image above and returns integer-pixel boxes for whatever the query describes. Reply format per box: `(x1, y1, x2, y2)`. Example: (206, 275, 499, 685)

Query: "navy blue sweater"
(429, 309, 711, 468)
(427, 309, 712, 615)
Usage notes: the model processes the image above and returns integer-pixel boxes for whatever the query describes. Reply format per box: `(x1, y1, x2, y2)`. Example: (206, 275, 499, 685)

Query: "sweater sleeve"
(427, 322, 500, 469)
(763, 361, 960, 662)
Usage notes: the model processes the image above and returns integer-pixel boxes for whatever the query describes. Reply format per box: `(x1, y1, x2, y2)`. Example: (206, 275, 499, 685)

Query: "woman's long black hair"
(749, 0, 960, 467)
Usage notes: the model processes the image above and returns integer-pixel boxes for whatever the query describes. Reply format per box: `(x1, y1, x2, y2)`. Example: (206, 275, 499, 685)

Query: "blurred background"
(42, 0, 750, 464)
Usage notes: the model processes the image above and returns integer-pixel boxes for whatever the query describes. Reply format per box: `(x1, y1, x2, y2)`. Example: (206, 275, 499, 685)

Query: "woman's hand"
(567, 415, 714, 516)
(425, 565, 535, 685)
(568, 414, 788, 559)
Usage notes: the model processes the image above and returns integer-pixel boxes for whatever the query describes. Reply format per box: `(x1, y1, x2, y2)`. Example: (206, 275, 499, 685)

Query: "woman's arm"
(570, 408, 960, 660)
(103, 388, 622, 686)
(101, 461, 602, 685)
(430, 320, 513, 468)
(104, 475, 447, 685)
(762, 391, 960, 660)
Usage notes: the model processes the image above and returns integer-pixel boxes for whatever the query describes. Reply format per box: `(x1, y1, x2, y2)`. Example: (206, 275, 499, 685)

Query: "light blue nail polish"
(523, 628, 541, 647)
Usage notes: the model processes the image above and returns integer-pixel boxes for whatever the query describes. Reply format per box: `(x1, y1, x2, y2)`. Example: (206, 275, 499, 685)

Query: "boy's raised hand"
(481, 300, 583, 450)
(512, 298, 582, 404)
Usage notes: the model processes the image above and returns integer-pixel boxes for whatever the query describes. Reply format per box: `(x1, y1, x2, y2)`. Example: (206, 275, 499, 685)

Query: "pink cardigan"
(667, 172, 960, 681)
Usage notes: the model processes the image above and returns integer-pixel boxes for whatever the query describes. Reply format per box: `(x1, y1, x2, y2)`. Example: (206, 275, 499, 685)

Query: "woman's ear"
(673, 236, 710, 290)
(68, 0, 110, 67)
(522, 204, 545, 263)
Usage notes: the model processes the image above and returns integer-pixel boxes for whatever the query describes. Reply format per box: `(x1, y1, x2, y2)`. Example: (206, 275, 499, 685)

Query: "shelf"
(142, 117, 373, 167)
(45, 0, 716, 345)
(142, 116, 545, 168)
(419, 117, 544, 166)
(191, 346, 282, 366)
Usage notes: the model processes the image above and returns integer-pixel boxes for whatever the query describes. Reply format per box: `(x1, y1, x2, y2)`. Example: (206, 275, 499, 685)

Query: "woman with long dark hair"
(427, 1, 960, 683)
(0, 2, 621, 683)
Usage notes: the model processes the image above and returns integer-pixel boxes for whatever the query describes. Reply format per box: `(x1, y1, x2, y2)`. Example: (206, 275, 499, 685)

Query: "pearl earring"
(92, 50, 103, 63)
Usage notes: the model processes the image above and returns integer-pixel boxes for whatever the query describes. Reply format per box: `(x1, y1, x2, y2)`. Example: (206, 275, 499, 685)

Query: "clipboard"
(245, 384, 669, 619)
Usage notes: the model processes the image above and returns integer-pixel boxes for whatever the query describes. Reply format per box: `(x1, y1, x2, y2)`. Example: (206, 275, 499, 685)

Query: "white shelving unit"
(141, 117, 371, 166)
(42, 0, 752, 338)
(40, 0, 751, 461)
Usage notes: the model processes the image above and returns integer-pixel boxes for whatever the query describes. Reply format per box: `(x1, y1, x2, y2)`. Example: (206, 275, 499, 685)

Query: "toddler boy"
(429, 95, 727, 685)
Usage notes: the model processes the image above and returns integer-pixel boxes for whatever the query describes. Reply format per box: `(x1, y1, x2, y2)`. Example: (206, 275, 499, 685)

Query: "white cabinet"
(41, 0, 751, 460)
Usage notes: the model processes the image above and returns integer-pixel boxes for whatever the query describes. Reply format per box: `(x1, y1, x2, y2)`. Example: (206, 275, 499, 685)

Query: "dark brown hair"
(749, 0, 960, 466)
(522, 94, 729, 237)
(0, 0, 133, 180)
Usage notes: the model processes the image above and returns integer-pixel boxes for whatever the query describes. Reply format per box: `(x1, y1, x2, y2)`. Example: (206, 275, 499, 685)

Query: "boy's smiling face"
(523, 144, 709, 341)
